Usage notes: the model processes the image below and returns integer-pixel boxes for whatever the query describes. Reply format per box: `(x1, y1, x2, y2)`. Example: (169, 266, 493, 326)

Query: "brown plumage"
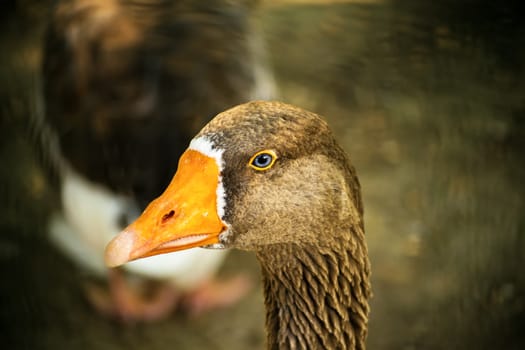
(43, 0, 264, 204)
(105, 101, 372, 348)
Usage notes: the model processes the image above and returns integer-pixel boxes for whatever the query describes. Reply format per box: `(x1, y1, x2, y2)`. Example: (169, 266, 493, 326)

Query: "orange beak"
(104, 149, 226, 267)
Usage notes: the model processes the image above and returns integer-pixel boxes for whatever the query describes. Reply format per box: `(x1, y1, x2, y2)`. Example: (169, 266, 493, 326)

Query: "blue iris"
(252, 153, 273, 168)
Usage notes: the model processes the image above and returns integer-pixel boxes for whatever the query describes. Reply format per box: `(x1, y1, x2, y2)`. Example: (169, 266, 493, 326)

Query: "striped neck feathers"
(256, 237, 371, 350)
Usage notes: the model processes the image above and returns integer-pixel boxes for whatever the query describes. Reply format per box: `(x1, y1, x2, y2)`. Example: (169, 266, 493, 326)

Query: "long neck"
(256, 239, 371, 350)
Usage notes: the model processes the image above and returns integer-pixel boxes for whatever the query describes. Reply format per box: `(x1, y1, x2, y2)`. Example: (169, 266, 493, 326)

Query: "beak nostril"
(161, 210, 175, 224)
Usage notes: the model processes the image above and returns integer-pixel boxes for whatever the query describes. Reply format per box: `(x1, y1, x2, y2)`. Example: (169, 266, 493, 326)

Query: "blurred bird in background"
(39, 0, 275, 322)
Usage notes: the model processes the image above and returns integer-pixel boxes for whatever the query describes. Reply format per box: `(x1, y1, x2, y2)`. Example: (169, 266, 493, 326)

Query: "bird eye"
(249, 150, 277, 171)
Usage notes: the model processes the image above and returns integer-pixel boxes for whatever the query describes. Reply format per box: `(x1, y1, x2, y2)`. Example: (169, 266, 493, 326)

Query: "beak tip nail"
(104, 228, 138, 267)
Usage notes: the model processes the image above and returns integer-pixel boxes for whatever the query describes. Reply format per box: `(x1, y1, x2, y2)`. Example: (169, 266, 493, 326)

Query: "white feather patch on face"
(188, 136, 224, 170)
(188, 136, 231, 244)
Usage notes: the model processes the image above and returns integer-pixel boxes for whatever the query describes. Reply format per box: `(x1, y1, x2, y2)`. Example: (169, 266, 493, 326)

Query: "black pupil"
(253, 153, 272, 168)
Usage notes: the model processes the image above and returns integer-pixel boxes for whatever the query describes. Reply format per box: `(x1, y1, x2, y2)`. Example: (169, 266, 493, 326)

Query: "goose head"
(105, 100, 364, 262)
(105, 100, 371, 349)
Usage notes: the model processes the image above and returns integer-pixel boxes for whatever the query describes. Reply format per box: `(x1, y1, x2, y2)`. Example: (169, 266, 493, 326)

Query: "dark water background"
(1, 0, 524, 349)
